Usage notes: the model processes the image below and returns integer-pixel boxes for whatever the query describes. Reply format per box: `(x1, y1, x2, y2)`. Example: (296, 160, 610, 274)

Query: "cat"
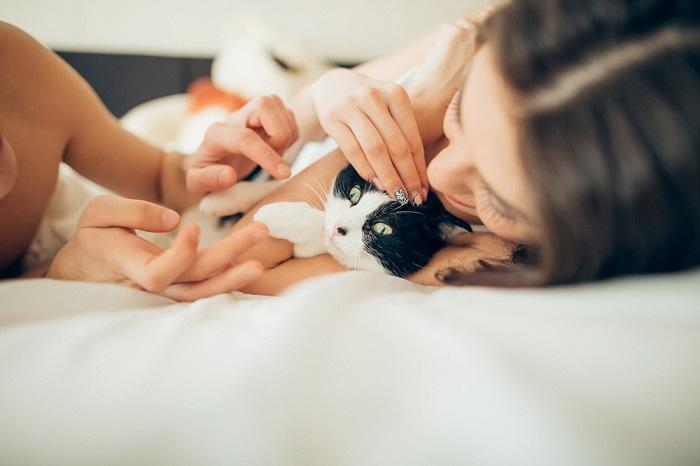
(253, 164, 472, 277)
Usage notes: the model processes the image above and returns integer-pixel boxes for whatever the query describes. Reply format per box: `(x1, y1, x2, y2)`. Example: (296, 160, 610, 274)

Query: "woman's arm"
(45, 42, 198, 211)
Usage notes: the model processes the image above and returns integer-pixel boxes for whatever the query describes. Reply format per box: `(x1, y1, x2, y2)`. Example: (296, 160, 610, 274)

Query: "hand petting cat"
(186, 95, 298, 195)
(311, 68, 428, 205)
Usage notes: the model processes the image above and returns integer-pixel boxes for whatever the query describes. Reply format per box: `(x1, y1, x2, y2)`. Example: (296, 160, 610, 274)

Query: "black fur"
(333, 164, 472, 277)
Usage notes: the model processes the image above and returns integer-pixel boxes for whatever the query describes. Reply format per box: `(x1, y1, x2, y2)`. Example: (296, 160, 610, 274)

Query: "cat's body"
(253, 164, 472, 277)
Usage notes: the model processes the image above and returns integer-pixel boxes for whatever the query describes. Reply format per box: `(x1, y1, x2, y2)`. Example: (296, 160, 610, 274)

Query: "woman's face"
(0, 131, 19, 201)
(427, 44, 538, 243)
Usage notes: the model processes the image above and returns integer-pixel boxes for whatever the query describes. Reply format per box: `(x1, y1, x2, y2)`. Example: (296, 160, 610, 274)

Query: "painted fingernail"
(276, 163, 291, 178)
(245, 266, 263, 280)
(394, 188, 409, 204)
(371, 178, 384, 191)
(161, 209, 179, 226)
(411, 192, 423, 206)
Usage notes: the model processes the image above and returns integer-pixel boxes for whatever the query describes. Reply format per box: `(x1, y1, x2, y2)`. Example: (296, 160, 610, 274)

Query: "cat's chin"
(325, 238, 389, 275)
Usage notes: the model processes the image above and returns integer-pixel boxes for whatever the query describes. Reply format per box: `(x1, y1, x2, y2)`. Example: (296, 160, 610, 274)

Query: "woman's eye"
(349, 185, 362, 205)
(477, 186, 516, 225)
(371, 222, 393, 235)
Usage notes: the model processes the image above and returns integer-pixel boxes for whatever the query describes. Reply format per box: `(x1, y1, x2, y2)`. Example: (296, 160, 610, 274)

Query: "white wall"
(1, 0, 492, 61)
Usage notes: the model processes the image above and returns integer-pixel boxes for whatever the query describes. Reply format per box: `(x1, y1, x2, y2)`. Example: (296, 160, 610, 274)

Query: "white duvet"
(1, 268, 699, 466)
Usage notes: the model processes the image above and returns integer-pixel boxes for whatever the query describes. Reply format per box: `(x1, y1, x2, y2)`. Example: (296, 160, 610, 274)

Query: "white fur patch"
(253, 202, 327, 258)
(322, 190, 391, 274)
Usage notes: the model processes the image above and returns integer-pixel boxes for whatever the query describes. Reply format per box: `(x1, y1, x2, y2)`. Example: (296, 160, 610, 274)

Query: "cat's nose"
(335, 226, 347, 236)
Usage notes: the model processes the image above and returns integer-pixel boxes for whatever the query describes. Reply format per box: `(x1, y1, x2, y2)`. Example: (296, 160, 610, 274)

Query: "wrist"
(161, 151, 199, 212)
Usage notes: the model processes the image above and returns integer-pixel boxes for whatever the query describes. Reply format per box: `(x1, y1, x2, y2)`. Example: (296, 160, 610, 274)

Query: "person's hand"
(408, 232, 514, 286)
(186, 95, 299, 195)
(47, 195, 269, 301)
(311, 68, 428, 204)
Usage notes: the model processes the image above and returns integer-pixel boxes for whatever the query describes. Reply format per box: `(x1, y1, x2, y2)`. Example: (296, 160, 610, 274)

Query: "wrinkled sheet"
(1, 269, 699, 466)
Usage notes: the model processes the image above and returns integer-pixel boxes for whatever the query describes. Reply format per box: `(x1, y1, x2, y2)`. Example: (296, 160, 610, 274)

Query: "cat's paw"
(254, 202, 327, 258)
(199, 180, 282, 216)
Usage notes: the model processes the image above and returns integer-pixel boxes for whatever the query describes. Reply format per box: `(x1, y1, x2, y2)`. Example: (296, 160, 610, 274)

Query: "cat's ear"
(438, 211, 473, 240)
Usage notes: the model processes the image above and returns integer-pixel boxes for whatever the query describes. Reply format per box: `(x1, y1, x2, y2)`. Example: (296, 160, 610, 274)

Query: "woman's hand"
(47, 195, 268, 301)
(311, 68, 428, 204)
(408, 233, 514, 286)
(186, 95, 299, 195)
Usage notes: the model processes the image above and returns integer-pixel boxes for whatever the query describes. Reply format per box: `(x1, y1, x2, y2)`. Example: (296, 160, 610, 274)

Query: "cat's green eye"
(372, 222, 393, 236)
(349, 185, 362, 205)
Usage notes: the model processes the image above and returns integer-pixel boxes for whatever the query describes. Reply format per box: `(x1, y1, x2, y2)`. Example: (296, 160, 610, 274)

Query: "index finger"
(200, 123, 291, 180)
(385, 86, 429, 194)
(79, 195, 180, 232)
(177, 223, 269, 282)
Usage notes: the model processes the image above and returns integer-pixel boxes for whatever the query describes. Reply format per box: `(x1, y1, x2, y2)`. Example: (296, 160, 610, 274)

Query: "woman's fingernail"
(162, 209, 179, 226)
(276, 163, 291, 178)
(394, 187, 409, 204)
(372, 178, 384, 191)
(411, 192, 423, 206)
(423, 187, 429, 199)
(245, 266, 263, 280)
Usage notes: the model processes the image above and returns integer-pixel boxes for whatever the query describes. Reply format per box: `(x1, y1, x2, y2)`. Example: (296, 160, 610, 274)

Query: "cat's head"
(324, 164, 472, 277)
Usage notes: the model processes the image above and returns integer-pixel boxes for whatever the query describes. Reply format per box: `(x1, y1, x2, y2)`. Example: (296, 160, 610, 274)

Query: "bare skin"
(0, 22, 296, 299)
(0, 22, 196, 271)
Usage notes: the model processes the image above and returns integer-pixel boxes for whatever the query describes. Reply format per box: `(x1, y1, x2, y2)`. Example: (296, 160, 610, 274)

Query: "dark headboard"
(57, 51, 213, 118)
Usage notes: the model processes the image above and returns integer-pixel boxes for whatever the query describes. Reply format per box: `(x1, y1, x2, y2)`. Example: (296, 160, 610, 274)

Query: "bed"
(1, 265, 699, 465)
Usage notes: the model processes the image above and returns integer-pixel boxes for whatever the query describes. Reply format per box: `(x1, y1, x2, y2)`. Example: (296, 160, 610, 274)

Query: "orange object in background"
(187, 77, 247, 113)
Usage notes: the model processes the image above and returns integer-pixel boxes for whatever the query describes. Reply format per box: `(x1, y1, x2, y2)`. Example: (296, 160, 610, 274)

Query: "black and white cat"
(253, 164, 472, 277)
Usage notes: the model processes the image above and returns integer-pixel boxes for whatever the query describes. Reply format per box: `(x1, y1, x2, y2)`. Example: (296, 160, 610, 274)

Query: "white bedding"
(1, 269, 699, 466)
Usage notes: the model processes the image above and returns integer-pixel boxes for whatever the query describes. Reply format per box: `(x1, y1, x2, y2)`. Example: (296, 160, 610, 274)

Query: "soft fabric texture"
(1, 269, 699, 466)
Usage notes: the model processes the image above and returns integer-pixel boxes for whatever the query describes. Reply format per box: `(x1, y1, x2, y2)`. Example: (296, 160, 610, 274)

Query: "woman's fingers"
(361, 92, 425, 203)
(384, 84, 429, 197)
(79, 195, 180, 232)
(345, 110, 405, 200)
(177, 223, 269, 282)
(161, 260, 264, 302)
(325, 122, 377, 183)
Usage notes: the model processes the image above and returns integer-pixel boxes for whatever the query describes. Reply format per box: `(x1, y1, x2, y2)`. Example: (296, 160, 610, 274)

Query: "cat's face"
(323, 165, 472, 277)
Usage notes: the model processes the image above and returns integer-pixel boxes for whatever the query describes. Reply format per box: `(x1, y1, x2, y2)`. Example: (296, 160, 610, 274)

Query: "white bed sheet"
(1, 269, 699, 466)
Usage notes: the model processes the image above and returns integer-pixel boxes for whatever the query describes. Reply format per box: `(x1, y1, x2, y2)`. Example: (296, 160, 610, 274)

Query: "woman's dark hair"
(444, 0, 700, 286)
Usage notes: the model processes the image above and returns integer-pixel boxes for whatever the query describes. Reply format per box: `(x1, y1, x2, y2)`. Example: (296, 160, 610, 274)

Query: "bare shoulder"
(0, 21, 97, 132)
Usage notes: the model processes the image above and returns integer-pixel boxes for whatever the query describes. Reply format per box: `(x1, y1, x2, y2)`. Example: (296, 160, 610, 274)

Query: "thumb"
(79, 195, 180, 232)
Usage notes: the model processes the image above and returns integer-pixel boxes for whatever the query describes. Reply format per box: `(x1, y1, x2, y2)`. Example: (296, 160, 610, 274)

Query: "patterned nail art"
(394, 188, 409, 204)
(411, 192, 423, 206)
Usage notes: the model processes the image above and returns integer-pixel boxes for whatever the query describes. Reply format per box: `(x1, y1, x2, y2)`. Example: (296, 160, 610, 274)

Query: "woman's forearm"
(241, 254, 345, 295)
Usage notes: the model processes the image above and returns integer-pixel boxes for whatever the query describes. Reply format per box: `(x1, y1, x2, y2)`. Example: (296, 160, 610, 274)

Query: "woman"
(0, 21, 301, 300)
(220, 0, 700, 295)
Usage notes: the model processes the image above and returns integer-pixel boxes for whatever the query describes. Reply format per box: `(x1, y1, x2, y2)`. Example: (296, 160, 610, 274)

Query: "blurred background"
(2, 0, 490, 116)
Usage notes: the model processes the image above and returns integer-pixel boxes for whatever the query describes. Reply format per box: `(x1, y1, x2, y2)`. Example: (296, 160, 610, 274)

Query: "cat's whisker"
(306, 175, 330, 208)
(300, 180, 327, 208)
